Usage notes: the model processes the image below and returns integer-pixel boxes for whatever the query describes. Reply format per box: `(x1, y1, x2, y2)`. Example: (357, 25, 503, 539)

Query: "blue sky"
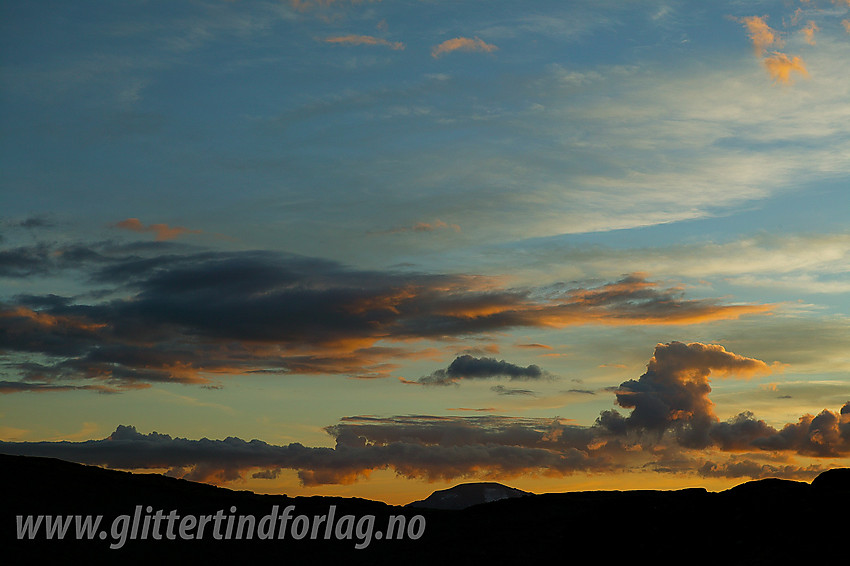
(1, 0, 849, 503)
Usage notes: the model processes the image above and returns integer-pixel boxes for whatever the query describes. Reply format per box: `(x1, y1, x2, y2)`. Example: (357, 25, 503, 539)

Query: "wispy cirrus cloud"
(369, 219, 460, 235)
(491, 385, 535, 396)
(486, 232, 850, 293)
(322, 35, 404, 50)
(113, 218, 202, 241)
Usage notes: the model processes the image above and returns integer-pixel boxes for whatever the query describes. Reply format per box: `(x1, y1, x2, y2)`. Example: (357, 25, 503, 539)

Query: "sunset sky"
(1, 0, 849, 505)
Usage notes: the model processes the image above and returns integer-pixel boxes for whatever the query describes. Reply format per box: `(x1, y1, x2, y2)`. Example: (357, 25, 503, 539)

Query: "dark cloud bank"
(1, 238, 771, 390)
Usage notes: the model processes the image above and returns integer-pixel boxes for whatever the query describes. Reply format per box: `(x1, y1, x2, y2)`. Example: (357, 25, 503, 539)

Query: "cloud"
(288, 0, 380, 12)
(738, 16, 782, 56)
(113, 218, 202, 241)
(736, 15, 808, 84)
(0, 344, 846, 485)
(499, 232, 850, 293)
(762, 52, 808, 84)
(698, 459, 822, 480)
(0, 238, 773, 391)
(0, 243, 53, 277)
(752, 408, 850, 457)
(0, 381, 129, 394)
(843, 19, 850, 33)
(16, 216, 56, 229)
(417, 355, 549, 386)
(431, 37, 498, 58)
(291, 0, 376, 6)
(370, 219, 461, 235)
(602, 342, 775, 447)
(323, 35, 404, 50)
(801, 20, 819, 45)
(0, 419, 602, 486)
(491, 385, 535, 396)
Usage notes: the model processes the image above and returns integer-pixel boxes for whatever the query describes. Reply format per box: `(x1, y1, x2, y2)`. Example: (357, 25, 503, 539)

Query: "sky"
(1, 0, 849, 505)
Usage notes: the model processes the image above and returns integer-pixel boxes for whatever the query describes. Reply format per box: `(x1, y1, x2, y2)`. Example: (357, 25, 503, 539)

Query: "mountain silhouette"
(1, 454, 847, 565)
(407, 481, 530, 510)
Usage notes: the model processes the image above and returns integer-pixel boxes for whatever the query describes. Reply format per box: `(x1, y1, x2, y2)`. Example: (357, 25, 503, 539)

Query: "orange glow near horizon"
(116, 465, 833, 507)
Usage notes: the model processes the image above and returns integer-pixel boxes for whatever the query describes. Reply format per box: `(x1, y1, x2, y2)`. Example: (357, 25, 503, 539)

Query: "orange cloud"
(801, 20, 819, 45)
(0, 306, 106, 333)
(323, 35, 404, 50)
(843, 19, 850, 33)
(763, 52, 808, 84)
(431, 37, 498, 58)
(739, 16, 782, 56)
(114, 218, 201, 241)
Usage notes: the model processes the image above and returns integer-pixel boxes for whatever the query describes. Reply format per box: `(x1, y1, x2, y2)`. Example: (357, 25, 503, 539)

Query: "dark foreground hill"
(1, 454, 847, 565)
(407, 481, 531, 509)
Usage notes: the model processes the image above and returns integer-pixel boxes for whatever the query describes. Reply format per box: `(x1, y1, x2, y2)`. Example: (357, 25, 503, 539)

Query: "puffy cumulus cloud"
(752, 408, 850, 457)
(708, 411, 778, 452)
(431, 36, 498, 58)
(0, 239, 772, 392)
(601, 342, 775, 447)
(415, 355, 549, 386)
(598, 343, 850, 458)
(762, 52, 808, 84)
(113, 218, 202, 241)
(322, 35, 404, 50)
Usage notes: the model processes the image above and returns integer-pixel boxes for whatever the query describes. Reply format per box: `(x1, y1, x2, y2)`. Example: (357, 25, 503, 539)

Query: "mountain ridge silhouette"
(2, 454, 847, 565)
